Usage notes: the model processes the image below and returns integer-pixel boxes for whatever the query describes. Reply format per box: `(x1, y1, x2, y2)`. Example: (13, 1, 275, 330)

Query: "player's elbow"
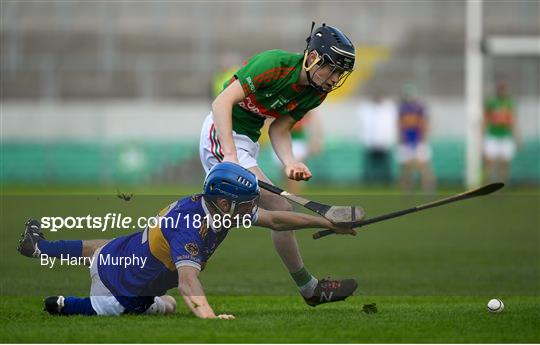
(259, 212, 281, 231)
(211, 97, 224, 113)
(212, 92, 235, 113)
(267, 212, 290, 231)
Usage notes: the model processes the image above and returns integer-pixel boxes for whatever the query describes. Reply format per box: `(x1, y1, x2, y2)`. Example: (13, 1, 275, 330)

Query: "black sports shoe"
(44, 296, 65, 315)
(304, 278, 358, 307)
(17, 219, 45, 258)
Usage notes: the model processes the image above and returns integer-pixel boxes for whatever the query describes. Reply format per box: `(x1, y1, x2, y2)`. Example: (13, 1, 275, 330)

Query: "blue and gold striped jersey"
(399, 100, 426, 145)
(97, 195, 229, 297)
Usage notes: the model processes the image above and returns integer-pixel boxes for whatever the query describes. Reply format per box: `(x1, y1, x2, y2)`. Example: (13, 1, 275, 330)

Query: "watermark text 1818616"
(40, 212, 253, 232)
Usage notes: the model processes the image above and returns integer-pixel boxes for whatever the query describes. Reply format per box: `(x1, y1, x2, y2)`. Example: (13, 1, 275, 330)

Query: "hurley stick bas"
(257, 180, 364, 224)
(312, 182, 504, 239)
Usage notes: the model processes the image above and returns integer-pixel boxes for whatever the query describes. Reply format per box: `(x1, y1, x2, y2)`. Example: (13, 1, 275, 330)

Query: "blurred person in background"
(397, 83, 436, 193)
(357, 90, 397, 184)
(483, 80, 520, 184)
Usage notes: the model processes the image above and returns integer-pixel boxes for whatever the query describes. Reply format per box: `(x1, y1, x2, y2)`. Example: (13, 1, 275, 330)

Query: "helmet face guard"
(303, 23, 355, 93)
(206, 194, 260, 219)
(303, 51, 353, 92)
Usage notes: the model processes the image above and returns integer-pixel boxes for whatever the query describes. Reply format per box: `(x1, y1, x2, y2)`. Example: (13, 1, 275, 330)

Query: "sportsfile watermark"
(40, 213, 253, 232)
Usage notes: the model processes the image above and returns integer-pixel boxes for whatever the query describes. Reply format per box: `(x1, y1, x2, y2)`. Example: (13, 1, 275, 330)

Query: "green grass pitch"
(1, 185, 539, 343)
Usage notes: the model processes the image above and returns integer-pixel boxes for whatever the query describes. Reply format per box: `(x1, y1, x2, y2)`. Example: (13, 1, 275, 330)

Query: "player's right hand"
(216, 314, 235, 320)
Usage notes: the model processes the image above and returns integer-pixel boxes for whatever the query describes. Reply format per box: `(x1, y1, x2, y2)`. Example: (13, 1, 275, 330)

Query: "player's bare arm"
(255, 208, 356, 235)
(269, 114, 313, 181)
(211, 79, 246, 163)
(177, 266, 235, 320)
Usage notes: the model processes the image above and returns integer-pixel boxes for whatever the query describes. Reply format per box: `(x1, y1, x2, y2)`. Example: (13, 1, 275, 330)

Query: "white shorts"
(272, 140, 309, 165)
(484, 136, 515, 161)
(199, 113, 260, 173)
(397, 143, 432, 164)
(89, 246, 167, 316)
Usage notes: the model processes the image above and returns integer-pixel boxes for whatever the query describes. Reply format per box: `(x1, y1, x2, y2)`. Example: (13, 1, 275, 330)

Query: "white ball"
(487, 298, 504, 313)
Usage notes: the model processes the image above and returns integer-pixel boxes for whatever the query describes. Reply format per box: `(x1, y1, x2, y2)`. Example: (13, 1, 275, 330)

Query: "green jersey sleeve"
(289, 106, 310, 122)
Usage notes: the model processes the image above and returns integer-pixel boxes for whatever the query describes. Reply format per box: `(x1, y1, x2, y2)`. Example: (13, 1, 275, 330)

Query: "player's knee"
(271, 228, 296, 240)
(282, 201, 294, 212)
(261, 194, 293, 212)
(275, 201, 294, 212)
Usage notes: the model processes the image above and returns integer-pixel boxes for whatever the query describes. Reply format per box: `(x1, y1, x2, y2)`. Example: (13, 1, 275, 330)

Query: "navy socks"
(62, 297, 97, 316)
(37, 240, 83, 258)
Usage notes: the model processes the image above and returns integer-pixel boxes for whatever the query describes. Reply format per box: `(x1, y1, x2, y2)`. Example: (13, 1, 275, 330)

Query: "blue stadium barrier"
(1, 140, 538, 185)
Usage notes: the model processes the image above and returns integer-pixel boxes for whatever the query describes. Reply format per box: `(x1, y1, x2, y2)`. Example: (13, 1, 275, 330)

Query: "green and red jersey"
(223, 50, 326, 142)
(485, 96, 514, 138)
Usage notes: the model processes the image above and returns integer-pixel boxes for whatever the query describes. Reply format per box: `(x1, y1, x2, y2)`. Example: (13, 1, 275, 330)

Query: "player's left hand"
(284, 162, 312, 181)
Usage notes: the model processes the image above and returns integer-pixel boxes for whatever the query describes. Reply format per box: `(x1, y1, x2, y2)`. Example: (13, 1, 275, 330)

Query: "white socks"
(299, 277, 318, 298)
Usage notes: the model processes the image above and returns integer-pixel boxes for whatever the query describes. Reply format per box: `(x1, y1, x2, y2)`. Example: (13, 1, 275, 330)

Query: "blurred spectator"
(357, 91, 397, 184)
(272, 110, 323, 195)
(483, 80, 520, 183)
(397, 83, 436, 193)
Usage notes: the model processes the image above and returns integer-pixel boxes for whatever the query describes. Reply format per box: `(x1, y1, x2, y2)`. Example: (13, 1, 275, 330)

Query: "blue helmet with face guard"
(203, 162, 260, 217)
